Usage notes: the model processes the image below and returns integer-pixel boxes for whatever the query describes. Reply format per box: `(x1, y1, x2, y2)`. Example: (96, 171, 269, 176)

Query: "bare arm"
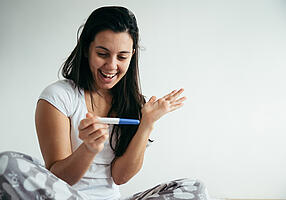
(35, 100, 108, 185)
(111, 89, 186, 185)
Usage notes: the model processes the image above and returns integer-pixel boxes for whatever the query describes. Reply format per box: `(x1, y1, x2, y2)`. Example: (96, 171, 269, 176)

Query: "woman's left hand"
(141, 88, 186, 125)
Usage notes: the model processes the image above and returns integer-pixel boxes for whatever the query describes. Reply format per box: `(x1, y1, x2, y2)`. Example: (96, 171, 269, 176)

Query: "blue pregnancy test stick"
(98, 117, 140, 125)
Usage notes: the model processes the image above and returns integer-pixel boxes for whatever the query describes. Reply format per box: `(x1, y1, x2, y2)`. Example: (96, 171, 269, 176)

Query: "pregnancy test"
(98, 117, 140, 125)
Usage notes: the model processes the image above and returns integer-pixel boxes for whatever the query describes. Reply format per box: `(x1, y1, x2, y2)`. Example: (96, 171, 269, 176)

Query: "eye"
(117, 55, 128, 60)
(97, 52, 108, 58)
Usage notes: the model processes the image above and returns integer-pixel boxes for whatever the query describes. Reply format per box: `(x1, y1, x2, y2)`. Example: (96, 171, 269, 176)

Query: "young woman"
(0, 6, 210, 200)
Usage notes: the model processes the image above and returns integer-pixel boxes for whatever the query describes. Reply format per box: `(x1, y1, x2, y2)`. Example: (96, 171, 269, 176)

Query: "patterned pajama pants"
(0, 151, 209, 200)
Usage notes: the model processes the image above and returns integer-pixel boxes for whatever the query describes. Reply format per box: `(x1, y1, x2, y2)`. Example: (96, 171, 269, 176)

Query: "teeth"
(101, 71, 117, 78)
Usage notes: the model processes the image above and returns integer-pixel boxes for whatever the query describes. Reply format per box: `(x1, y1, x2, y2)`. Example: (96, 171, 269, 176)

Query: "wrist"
(139, 118, 155, 131)
(82, 143, 98, 155)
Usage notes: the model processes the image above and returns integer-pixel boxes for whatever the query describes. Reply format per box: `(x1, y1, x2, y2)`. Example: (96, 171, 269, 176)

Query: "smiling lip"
(100, 70, 117, 78)
(98, 69, 118, 83)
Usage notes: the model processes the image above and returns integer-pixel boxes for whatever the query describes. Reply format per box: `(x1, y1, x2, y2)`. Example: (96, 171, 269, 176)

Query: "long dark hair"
(61, 6, 145, 157)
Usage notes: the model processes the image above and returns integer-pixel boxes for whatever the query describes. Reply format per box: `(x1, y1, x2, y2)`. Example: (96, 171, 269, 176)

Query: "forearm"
(111, 121, 154, 184)
(50, 143, 96, 185)
(112, 89, 186, 185)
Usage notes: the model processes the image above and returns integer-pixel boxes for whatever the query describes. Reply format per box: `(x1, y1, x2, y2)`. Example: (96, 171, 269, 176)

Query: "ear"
(132, 49, 135, 56)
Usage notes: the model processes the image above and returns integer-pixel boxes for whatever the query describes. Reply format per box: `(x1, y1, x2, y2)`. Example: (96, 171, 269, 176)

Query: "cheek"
(119, 63, 130, 75)
(89, 57, 103, 71)
(120, 58, 132, 73)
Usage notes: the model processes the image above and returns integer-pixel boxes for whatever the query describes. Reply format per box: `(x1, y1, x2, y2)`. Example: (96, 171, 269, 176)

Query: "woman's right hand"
(78, 113, 109, 154)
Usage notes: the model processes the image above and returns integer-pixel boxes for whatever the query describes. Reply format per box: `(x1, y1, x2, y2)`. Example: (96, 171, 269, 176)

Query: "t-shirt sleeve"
(38, 80, 75, 117)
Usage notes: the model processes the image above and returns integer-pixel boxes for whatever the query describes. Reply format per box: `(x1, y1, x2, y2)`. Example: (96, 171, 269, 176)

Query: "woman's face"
(88, 30, 134, 91)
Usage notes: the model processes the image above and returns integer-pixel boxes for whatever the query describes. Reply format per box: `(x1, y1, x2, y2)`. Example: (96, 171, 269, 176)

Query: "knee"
(0, 151, 32, 160)
(0, 151, 14, 157)
(0, 151, 26, 158)
(193, 178, 205, 189)
(0, 151, 11, 177)
(0, 151, 16, 165)
(177, 178, 206, 191)
(0, 151, 33, 174)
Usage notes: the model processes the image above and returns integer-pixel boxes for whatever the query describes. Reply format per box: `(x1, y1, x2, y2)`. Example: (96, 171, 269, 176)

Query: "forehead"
(92, 30, 133, 51)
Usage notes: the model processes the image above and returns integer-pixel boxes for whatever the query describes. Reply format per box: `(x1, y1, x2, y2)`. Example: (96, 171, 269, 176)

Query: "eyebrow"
(95, 46, 131, 54)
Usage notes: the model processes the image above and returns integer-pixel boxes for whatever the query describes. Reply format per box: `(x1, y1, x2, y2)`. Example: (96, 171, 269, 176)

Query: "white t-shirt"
(39, 79, 120, 200)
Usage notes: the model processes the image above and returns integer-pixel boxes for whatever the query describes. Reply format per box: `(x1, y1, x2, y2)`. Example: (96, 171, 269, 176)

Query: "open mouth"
(99, 70, 118, 79)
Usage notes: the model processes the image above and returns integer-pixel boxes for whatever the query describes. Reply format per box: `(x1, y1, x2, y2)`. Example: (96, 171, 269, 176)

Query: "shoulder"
(41, 79, 77, 94)
(38, 79, 81, 117)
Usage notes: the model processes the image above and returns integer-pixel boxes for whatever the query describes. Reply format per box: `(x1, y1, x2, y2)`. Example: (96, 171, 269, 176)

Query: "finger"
(85, 133, 109, 153)
(169, 103, 185, 112)
(79, 123, 109, 139)
(79, 117, 97, 130)
(168, 88, 184, 102)
(148, 96, 157, 103)
(86, 112, 93, 118)
(78, 115, 104, 131)
(82, 129, 107, 143)
(172, 96, 187, 104)
(85, 129, 109, 143)
(80, 124, 109, 139)
(162, 90, 177, 99)
(93, 133, 109, 144)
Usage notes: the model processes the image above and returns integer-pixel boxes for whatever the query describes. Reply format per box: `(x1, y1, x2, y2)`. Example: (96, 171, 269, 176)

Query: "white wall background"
(1, 0, 286, 199)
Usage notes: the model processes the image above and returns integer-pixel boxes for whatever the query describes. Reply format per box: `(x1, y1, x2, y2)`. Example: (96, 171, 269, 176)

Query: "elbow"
(112, 168, 141, 185)
(111, 159, 143, 185)
(50, 165, 80, 186)
(112, 167, 140, 185)
(55, 175, 80, 186)
(113, 176, 130, 185)
(65, 179, 79, 186)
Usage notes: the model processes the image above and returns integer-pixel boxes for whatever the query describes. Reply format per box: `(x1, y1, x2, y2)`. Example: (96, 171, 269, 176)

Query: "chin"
(100, 83, 116, 90)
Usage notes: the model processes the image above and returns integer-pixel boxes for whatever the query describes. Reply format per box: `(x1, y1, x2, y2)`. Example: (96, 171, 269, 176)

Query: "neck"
(85, 90, 113, 116)
(96, 89, 112, 99)
(94, 89, 112, 103)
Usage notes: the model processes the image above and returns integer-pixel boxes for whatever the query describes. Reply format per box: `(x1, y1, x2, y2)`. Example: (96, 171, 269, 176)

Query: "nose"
(105, 56, 117, 70)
